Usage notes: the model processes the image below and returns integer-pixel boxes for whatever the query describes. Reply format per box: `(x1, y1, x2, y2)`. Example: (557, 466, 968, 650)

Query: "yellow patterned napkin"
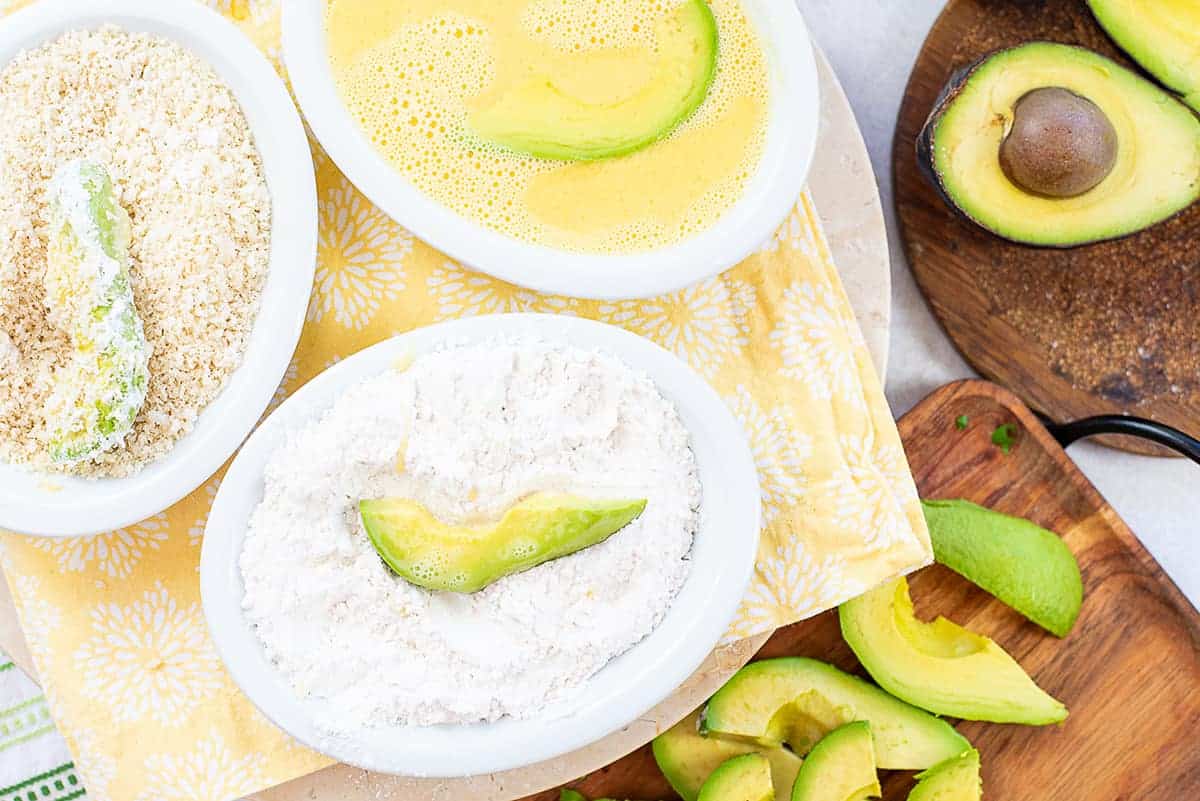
(0, 0, 930, 798)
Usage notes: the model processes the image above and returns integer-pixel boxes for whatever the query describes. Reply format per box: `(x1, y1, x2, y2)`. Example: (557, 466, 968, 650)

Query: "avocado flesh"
(701, 658, 969, 770)
(907, 749, 982, 801)
(653, 709, 803, 801)
(923, 499, 1082, 637)
(839, 577, 1067, 725)
(1088, 0, 1200, 111)
(697, 754, 774, 801)
(468, 0, 717, 161)
(359, 493, 646, 593)
(790, 722, 881, 801)
(922, 42, 1200, 246)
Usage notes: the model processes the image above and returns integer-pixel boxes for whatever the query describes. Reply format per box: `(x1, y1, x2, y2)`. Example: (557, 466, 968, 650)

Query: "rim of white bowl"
(282, 0, 819, 300)
(201, 313, 761, 776)
(0, 0, 317, 538)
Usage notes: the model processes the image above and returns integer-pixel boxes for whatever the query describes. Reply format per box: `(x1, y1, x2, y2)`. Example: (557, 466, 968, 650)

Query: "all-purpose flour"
(239, 340, 701, 732)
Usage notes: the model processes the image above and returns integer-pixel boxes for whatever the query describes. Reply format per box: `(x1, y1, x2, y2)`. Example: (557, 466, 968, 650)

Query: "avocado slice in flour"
(360, 492, 646, 593)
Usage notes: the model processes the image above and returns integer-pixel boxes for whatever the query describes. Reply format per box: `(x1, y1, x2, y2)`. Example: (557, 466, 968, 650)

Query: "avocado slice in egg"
(468, 0, 718, 161)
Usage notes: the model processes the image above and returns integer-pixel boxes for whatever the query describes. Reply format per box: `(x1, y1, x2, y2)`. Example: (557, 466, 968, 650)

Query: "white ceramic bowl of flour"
(0, 0, 316, 537)
(201, 313, 760, 776)
(282, 0, 819, 300)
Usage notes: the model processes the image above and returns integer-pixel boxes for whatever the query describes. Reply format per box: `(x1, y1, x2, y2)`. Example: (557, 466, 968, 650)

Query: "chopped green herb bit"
(955, 414, 969, 430)
(991, 423, 1018, 453)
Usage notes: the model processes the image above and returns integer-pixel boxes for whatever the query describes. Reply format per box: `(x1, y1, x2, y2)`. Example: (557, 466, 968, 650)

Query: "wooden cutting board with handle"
(522, 379, 1200, 801)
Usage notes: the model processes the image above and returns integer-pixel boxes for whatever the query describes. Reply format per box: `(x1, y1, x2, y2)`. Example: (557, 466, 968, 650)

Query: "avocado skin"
(915, 56, 981, 207)
(923, 499, 1082, 637)
(916, 42, 1200, 248)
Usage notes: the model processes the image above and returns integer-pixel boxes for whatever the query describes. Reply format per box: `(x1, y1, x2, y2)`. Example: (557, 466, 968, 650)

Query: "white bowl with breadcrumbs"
(0, 0, 316, 537)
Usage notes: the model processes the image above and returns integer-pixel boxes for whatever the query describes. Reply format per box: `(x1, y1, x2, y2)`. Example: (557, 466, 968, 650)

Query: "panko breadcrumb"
(0, 27, 271, 477)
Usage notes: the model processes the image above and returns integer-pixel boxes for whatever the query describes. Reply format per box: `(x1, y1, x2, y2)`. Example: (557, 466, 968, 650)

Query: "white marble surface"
(800, 0, 1199, 605)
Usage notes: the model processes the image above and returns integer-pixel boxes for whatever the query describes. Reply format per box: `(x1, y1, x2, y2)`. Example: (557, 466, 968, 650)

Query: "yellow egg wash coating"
(324, 0, 770, 254)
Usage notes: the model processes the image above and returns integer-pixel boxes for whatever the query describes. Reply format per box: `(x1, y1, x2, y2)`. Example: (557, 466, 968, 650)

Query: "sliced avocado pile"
(359, 492, 645, 593)
(908, 749, 982, 801)
(923, 499, 1083, 637)
(1088, 0, 1200, 112)
(790, 722, 880, 801)
(839, 577, 1067, 726)
(919, 42, 1200, 247)
(697, 753, 774, 801)
(574, 499, 1074, 800)
(468, 0, 717, 161)
(700, 657, 970, 770)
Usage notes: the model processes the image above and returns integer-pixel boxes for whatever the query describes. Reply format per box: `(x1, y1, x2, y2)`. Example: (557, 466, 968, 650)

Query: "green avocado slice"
(790, 722, 881, 801)
(653, 709, 804, 801)
(560, 791, 620, 801)
(697, 754, 774, 801)
(1087, 0, 1200, 112)
(360, 493, 646, 593)
(467, 0, 717, 161)
(907, 749, 982, 801)
(919, 42, 1200, 246)
(43, 160, 150, 464)
(923, 499, 1083, 637)
(701, 658, 969, 770)
(839, 577, 1067, 725)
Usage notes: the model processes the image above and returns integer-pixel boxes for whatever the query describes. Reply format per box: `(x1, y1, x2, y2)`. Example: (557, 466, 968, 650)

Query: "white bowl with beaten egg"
(283, 0, 819, 300)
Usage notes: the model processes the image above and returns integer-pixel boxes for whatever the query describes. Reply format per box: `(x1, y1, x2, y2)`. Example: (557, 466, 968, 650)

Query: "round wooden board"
(243, 46, 894, 801)
(893, 0, 1200, 456)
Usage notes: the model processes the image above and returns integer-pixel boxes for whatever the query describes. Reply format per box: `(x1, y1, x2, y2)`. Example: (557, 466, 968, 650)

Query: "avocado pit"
(999, 86, 1118, 198)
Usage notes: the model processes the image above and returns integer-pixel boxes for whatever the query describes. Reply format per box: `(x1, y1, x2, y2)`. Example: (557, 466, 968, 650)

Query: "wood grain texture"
(523, 379, 1200, 801)
(893, 0, 1200, 456)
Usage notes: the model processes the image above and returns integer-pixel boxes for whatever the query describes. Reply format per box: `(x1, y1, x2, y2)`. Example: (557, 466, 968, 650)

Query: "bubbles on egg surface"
(329, 0, 770, 254)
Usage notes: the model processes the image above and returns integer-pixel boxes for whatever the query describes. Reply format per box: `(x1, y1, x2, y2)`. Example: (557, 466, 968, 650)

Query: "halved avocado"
(652, 709, 804, 801)
(697, 754, 774, 801)
(468, 0, 717, 160)
(923, 499, 1083, 637)
(701, 658, 969, 770)
(790, 722, 881, 801)
(907, 749, 982, 801)
(839, 577, 1067, 725)
(359, 493, 645, 593)
(1088, 0, 1200, 111)
(919, 42, 1200, 246)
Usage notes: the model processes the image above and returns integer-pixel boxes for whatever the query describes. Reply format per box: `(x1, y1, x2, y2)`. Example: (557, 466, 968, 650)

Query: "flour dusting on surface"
(239, 339, 701, 733)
